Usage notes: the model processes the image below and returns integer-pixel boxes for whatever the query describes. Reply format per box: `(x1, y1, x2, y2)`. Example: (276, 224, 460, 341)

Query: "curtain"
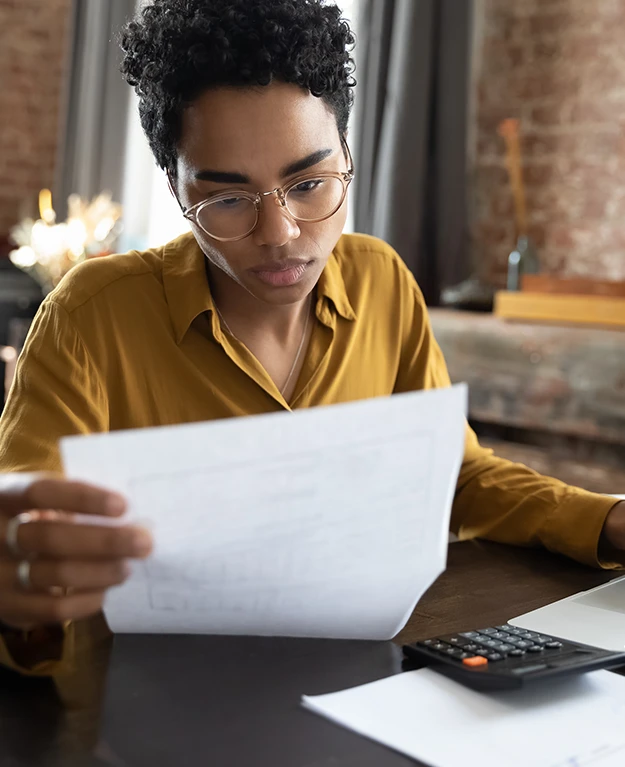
(354, 0, 474, 305)
(55, 0, 136, 217)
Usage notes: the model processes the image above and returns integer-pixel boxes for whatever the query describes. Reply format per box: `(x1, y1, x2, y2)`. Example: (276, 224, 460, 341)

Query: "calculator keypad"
(416, 624, 562, 665)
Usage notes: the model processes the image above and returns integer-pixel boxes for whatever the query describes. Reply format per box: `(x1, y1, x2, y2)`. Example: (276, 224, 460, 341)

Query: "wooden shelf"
(494, 291, 625, 328)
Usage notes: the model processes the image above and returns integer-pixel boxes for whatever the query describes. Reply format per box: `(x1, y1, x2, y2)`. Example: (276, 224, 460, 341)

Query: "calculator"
(402, 623, 625, 691)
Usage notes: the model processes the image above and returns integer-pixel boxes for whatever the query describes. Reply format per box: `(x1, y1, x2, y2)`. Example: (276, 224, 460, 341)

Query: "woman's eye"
(215, 196, 244, 208)
(293, 179, 324, 194)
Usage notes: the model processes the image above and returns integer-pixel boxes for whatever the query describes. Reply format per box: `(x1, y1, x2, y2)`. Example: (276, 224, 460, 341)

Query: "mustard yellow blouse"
(0, 232, 621, 674)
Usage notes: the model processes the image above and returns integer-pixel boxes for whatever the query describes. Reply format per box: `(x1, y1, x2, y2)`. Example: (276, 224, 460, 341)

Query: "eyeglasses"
(170, 143, 354, 242)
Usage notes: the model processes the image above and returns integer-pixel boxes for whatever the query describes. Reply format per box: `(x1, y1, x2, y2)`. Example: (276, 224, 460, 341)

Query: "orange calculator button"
(462, 656, 488, 668)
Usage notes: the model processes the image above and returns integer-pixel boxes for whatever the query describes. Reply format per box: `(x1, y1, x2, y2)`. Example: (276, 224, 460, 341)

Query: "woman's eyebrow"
(193, 148, 334, 185)
(280, 148, 333, 177)
(194, 169, 249, 184)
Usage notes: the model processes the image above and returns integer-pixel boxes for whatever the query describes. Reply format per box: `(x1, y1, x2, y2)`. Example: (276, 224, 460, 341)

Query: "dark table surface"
(0, 540, 621, 767)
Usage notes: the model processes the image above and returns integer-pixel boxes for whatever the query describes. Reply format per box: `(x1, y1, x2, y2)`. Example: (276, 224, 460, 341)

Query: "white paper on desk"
(303, 668, 625, 767)
(61, 385, 467, 638)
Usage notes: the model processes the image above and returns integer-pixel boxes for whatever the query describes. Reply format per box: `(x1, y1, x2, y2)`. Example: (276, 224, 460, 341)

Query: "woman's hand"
(601, 501, 625, 553)
(0, 474, 152, 630)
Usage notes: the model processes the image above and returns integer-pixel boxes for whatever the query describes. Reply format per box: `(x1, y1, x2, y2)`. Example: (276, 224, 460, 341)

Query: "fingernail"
(132, 517, 154, 530)
(133, 528, 153, 555)
(106, 494, 127, 515)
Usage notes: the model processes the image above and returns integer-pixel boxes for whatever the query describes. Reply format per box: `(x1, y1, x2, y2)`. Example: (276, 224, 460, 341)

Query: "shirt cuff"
(543, 492, 625, 569)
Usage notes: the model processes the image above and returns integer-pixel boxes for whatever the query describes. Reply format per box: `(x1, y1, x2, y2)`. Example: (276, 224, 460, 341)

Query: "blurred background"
(0, 0, 624, 492)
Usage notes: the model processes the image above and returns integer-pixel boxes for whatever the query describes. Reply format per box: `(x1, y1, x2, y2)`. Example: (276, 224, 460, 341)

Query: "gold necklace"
(215, 296, 312, 396)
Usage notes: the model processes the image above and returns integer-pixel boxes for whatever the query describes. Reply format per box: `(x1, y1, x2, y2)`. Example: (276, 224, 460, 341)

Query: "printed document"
(61, 385, 466, 638)
(303, 667, 625, 767)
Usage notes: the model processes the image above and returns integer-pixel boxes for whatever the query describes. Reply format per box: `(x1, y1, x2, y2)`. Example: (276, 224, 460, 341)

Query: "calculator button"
(487, 653, 504, 661)
(496, 643, 515, 653)
(432, 643, 447, 651)
(496, 625, 511, 631)
(520, 632, 540, 639)
(492, 632, 510, 640)
(453, 637, 474, 647)
(476, 650, 490, 657)
(478, 628, 498, 635)
(464, 644, 479, 652)
(445, 648, 465, 657)
(508, 649, 525, 657)
(419, 639, 435, 646)
(545, 641, 563, 649)
(532, 637, 553, 646)
(511, 640, 533, 649)
(472, 638, 492, 647)
(463, 656, 488, 668)
(527, 645, 544, 653)
(459, 632, 480, 639)
(506, 628, 525, 636)
(490, 641, 510, 649)
(459, 653, 474, 660)
(482, 640, 499, 648)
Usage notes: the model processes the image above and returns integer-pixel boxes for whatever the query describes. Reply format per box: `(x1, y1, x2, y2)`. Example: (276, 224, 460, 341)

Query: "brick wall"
(471, 0, 625, 286)
(0, 0, 73, 243)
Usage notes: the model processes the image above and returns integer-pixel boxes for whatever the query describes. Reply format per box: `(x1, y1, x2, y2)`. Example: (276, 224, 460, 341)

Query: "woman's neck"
(206, 261, 312, 344)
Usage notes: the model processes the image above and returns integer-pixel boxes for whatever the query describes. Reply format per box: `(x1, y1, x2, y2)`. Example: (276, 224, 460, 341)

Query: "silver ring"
(5, 511, 37, 557)
(16, 560, 32, 591)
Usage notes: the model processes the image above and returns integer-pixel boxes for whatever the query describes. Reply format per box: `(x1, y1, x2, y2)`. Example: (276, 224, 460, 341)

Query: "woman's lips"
(251, 261, 311, 287)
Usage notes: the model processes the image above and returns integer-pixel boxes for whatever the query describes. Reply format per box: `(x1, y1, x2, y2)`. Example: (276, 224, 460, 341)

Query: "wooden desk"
(0, 541, 621, 767)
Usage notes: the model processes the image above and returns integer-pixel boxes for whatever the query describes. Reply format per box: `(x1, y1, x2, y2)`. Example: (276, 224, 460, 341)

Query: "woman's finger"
(0, 558, 131, 593)
(0, 519, 153, 560)
(0, 476, 126, 518)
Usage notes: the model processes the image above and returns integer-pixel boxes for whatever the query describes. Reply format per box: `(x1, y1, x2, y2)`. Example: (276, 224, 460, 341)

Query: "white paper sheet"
(61, 385, 467, 638)
(302, 668, 625, 767)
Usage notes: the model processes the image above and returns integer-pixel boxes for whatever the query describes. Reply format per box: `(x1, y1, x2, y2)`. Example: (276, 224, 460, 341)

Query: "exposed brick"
(476, 221, 513, 247)
(528, 11, 574, 37)
(523, 163, 555, 187)
(530, 104, 568, 127)
(571, 99, 625, 125)
(490, 194, 515, 218)
(546, 226, 575, 249)
(526, 223, 547, 248)
(470, 0, 625, 282)
(564, 36, 604, 61)
(0, 0, 72, 238)
(522, 132, 577, 157)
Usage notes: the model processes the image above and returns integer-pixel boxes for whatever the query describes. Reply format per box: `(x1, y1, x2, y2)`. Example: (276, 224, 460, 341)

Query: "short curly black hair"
(120, 0, 356, 176)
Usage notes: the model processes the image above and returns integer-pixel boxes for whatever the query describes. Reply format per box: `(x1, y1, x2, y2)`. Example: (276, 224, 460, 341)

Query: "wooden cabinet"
(429, 309, 625, 493)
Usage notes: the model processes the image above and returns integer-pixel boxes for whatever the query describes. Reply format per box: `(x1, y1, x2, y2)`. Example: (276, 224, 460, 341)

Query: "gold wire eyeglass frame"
(168, 142, 354, 242)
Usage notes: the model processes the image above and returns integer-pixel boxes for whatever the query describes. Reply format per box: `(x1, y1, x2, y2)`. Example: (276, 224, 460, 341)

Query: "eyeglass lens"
(196, 176, 346, 239)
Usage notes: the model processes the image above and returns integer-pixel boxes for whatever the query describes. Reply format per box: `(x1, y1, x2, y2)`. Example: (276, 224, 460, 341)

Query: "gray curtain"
(354, 0, 473, 305)
(55, 0, 136, 217)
